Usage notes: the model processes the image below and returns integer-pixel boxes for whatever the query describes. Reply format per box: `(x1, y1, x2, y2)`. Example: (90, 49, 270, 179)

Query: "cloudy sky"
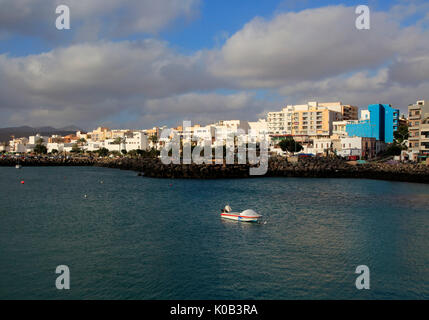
(0, 0, 428, 129)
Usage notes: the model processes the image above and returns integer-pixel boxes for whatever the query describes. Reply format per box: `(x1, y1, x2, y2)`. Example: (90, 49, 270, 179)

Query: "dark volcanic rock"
(1, 156, 429, 184)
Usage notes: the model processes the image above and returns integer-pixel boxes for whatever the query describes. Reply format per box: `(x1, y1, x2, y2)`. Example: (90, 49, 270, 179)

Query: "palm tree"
(77, 138, 87, 154)
(113, 137, 125, 154)
(149, 135, 158, 145)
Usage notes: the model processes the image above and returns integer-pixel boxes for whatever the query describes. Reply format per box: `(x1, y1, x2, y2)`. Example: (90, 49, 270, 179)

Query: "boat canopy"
(241, 209, 261, 217)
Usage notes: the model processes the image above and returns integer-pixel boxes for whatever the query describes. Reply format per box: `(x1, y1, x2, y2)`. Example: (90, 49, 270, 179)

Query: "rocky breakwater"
(0, 157, 96, 167)
(95, 157, 252, 179)
(268, 157, 429, 183)
(2, 156, 428, 183)
(95, 157, 429, 184)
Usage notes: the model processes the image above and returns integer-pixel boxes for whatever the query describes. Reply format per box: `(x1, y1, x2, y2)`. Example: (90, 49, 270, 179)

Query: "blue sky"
(0, 0, 428, 129)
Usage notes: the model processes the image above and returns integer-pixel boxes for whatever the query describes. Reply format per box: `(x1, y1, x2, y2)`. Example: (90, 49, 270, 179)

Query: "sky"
(0, 0, 428, 130)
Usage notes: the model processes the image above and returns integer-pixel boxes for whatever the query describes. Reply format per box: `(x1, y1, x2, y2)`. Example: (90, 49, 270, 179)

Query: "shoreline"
(1, 156, 429, 184)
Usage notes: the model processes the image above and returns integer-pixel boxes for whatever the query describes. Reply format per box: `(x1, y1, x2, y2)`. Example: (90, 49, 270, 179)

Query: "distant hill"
(0, 126, 81, 143)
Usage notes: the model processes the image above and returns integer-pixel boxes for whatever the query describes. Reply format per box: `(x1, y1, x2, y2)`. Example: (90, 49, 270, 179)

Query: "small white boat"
(220, 205, 262, 223)
(15, 164, 22, 169)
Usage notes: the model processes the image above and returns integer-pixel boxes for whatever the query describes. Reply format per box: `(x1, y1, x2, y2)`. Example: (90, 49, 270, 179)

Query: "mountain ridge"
(0, 126, 82, 143)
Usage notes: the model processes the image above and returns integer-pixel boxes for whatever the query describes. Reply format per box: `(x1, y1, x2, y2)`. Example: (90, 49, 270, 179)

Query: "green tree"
(385, 143, 404, 156)
(77, 138, 87, 147)
(113, 137, 125, 153)
(394, 125, 409, 144)
(51, 149, 59, 154)
(127, 150, 138, 158)
(34, 144, 48, 154)
(121, 149, 127, 155)
(70, 143, 81, 153)
(149, 135, 158, 145)
(97, 148, 109, 157)
(278, 137, 303, 153)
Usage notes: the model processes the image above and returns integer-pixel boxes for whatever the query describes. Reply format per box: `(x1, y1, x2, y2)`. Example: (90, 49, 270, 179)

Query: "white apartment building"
(332, 120, 360, 138)
(123, 131, 148, 152)
(311, 138, 333, 155)
(214, 120, 249, 141)
(337, 137, 363, 157)
(183, 124, 216, 146)
(248, 119, 269, 143)
(62, 143, 75, 153)
(47, 143, 64, 153)
(267, 105, 294, 135)
(83, 141, 102, 152)
(29, 134, 49, 145)
(9, 137, 29, 153)
(337, 137, 377, 159)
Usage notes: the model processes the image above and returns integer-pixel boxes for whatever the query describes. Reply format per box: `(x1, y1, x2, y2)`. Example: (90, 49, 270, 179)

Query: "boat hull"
(221, 213, 261, 223)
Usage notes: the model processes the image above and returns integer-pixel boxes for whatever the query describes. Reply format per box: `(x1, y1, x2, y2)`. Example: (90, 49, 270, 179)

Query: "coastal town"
(0, 100, 428, 164)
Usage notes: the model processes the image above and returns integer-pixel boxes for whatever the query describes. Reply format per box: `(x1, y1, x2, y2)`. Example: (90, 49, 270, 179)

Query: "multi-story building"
(123, 131, 148, 152)
(408, 100, 429, 160)
(420, 119, 429, 160)
(144, 127, 160, 140)
(332, 120, 359, 138)
(87, 127, 111, 142)
(183, 124, 216, 146)
(9, 137, 28, 153)
(337, 137, 377, 159)
(248, 119, 268, 143)
(267, 101, 354, 137)
(311, 138, 333, 156)
(29, 134, 49, 145)
(291, 106, 342, 137)
(214, 120, 249, 142)
(346, 104, 399, 143)
(317, 102, 358, 120)
(267, 105, 294, 135)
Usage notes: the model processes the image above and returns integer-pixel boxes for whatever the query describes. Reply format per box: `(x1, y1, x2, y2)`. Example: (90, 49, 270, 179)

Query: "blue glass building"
(346, 104, 399, 143)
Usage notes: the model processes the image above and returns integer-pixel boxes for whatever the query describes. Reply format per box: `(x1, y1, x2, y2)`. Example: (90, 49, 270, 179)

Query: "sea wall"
(96, 157, 429, 184)
(0, 157, 95, 167)
(1, 156, 429, 184)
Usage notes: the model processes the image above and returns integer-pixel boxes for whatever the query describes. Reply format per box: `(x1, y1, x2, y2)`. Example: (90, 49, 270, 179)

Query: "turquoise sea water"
(0, 166, 428, 300)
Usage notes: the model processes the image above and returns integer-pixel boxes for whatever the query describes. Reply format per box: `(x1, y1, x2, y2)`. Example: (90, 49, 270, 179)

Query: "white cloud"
(0, 40, 222, 127)
(1, 4, 429, 128)
(141, 92, 275, 126)
(208, 5, 429, 110)
(0, 0, 200, 40)
(210, 6, 403, 86)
